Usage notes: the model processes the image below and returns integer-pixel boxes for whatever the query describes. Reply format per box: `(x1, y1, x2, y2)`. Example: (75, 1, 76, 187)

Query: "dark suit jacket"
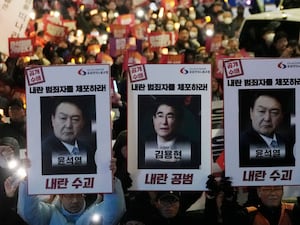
(138, 135, 201, 169)
(42, 134, 97, 175)
(239, 128, 295, 167)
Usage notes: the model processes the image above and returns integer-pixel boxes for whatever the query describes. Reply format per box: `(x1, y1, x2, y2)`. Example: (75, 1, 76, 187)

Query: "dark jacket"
(239, 128, 295, 167)
(42, 134, 96, 175)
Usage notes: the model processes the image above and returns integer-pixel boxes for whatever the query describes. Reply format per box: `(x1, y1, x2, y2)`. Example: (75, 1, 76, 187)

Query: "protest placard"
(25, 64, 112, 194)
(224, 58, 300, 186)
(127, 64, 211, 190)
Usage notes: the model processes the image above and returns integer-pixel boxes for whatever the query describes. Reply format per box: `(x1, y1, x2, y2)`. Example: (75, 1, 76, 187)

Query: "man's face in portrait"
(52, 102, 84, 145)
(153, 104, 178, 141)
(250, 95, 283, 137)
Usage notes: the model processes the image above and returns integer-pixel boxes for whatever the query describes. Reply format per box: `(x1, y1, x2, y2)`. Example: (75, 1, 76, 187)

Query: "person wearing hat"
(146, 191, 200, 225)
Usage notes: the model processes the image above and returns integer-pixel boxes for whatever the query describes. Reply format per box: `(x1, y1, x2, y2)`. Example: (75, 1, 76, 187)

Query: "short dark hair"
(51, 97, 86, 118)
(250, 90, 284, 111)
(152, 97, 184, 122)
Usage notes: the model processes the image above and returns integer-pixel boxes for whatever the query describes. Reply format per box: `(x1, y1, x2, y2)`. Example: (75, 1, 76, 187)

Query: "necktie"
(270, 140, 279, 148)
(72, 147, 79, 155)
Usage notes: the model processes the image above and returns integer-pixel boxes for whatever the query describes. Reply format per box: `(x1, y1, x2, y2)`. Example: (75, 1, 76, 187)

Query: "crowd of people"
(0, 0, 300, 225)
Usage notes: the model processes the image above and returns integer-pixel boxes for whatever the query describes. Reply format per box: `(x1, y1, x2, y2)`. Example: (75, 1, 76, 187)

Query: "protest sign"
(127, 64, 211, 190)
(25, 64, 112, 194)
(224, 58, 300, 186)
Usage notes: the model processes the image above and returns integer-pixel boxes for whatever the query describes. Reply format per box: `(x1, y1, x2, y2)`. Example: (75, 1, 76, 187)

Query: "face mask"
(189, 12, 196, 20)
(189, 32, 198, 39)
(217, 15, 224, 22)
(149, 24, 156, 31)
(221, 39, 228, 48)
(264, 33, 275, 45)
(166, 24, 174, 31)
(180, 20, 186, 26)
(224, 17, 232, 24)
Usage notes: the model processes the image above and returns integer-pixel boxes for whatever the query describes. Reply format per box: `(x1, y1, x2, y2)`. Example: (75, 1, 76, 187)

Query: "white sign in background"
(127, 64, 212, 191)
(224, 58, 300, 186)
(0, 0, 33, 55)
(25, 64, 112, 194)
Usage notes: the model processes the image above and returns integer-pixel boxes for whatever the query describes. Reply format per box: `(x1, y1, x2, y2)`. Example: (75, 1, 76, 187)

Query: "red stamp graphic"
(128, 65, 147, 83)
(25, 67, 45, 85)
(223, 59, 244, 78)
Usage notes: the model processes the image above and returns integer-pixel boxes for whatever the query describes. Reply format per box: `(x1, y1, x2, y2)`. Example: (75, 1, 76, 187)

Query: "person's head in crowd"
(272, 31, 289, 56)
(58, 194, 86, 214)
(212, 77, 223, 100)
(256, 186, 283, 207)
(216, 10, 225, 23)
(0, 74, 14, 99)
(222, 11, 233, 25)
(51, 98, 85, 145)
(90, 12, 104, 27)
(195, 47, 210, 63)
(143, 47, 159, 63)
(250, 92, 284, 138)
(177, 26, 190, 42)
(184, 49, 196, 63)
(261, 27, 275, 46)
(212, 1, 223, 14)
(155, 192, 181, 219)
(0, 136, 22, 170)
(189, 25, 199, 39)
(8, 98, 26, 123)
(165, 19, 175, 32)
(178, 16, 187, 27)
(152, 98, 183, 142)
(184, 19, 194, 31)
(284, 39, 300, 57)
(85, 54, 97, 64)
(148, 19, 157, 32)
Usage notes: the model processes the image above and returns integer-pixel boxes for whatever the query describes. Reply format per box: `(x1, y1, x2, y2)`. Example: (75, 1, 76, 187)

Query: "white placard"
(127, 64, 212, 190)
(25, 64, 112, 194)
(224, 58, 300, 186)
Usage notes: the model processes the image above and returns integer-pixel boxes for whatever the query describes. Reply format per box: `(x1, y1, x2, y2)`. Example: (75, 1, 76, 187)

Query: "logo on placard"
(78, 69, 86, 76)
(179, 67, 210, 75)
(278, 62, 287, 69)
(180, 67, 188, 74)
(78, 69, 87, 75)
(277, 61, 300, 69)
(77, 68, 109, 76)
